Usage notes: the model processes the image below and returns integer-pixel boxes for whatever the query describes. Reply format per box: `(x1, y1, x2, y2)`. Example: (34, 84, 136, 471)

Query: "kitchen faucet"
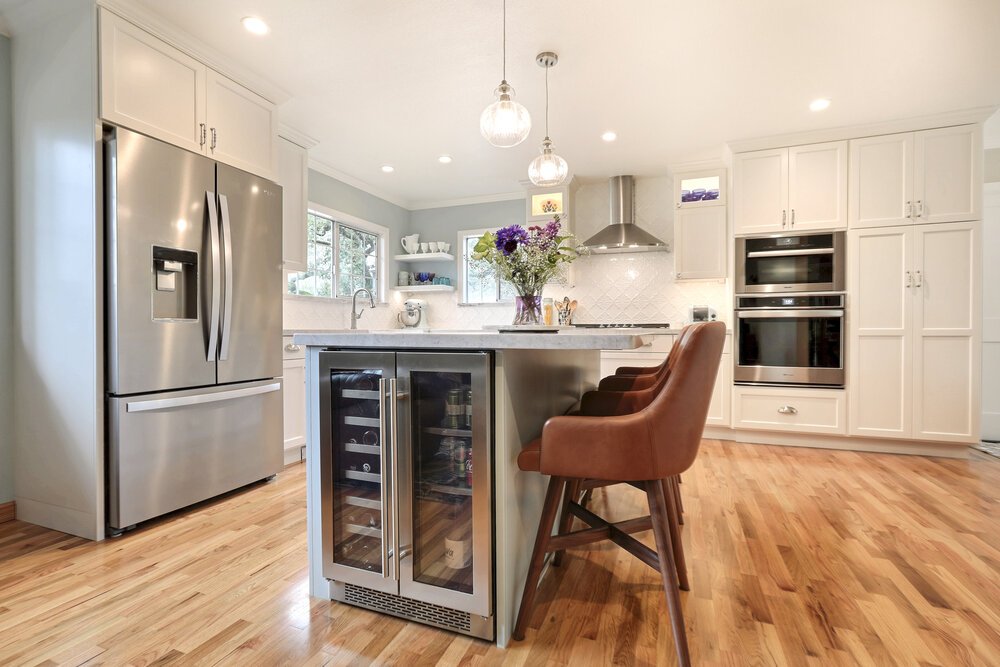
(351, 288, 376, 330)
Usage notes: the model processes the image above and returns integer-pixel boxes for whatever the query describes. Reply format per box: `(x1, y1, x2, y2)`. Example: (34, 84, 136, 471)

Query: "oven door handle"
(736, 309, 844, 319)
(745, 248, 834, 258)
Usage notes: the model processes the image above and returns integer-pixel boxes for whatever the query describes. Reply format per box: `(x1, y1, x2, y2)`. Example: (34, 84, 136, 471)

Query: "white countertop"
(291, 328, 665, 350)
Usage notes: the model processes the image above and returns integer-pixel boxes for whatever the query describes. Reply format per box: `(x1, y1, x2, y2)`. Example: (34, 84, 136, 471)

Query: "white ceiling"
(12, 0, 1000, 206)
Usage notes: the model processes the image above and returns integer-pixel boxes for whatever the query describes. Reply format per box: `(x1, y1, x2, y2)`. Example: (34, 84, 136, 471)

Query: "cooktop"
(572, 322, 671, 329)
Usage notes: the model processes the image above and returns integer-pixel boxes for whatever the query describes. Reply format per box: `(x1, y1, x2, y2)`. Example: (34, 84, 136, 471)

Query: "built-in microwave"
(736, 231, 845, 294)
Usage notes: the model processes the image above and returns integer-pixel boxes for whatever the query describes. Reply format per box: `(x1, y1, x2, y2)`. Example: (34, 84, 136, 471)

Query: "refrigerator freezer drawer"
(108, 379, 284, 529)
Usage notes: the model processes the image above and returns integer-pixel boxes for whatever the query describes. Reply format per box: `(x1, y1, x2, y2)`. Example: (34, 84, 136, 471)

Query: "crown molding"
(96, 0, 292, 105)
(409, 191, 526, 211)
(308, 158, 411, 210)
(278, 124, 319, 150)
(727, 106, 999, 154)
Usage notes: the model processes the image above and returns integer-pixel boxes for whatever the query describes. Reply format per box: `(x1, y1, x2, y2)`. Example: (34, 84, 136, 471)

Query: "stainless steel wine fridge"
(318, 350, 494, 640)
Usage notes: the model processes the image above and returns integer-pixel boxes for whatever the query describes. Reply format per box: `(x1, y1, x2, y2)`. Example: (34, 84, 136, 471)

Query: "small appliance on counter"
(397, 298, 428, 329)
(690, 305, 717, 322)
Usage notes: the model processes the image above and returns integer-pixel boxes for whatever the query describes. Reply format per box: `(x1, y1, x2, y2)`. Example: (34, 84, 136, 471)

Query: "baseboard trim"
(703, 426, 969, 459)
(0, 501, 14, 523)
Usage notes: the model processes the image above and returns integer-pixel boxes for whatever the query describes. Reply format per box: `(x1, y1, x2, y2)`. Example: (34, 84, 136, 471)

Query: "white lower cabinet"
(705, 349, 732, 427)
(849, 222, 981, 442)
(282, 338, 306, 464)
(733, 386, 847, 435)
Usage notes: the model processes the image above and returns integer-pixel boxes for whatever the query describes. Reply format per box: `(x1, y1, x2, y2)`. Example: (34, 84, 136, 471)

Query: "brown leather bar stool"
(512, 321, 725, 666)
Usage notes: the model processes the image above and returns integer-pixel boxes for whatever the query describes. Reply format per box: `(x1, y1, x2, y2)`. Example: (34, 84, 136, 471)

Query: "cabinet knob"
(676, 272, 681, 279)
(777, 405, 798, 415)
(285, 343, 301, 353)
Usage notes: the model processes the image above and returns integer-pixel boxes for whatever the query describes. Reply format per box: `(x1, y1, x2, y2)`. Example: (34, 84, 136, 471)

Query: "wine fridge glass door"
(319, 351, 398, 595)
(395, 352, 493, 618)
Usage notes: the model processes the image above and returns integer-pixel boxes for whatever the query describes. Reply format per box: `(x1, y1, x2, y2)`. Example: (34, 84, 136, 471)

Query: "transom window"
(288, 208, 384, 299)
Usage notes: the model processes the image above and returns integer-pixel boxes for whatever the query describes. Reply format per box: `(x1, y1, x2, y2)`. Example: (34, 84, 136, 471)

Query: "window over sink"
(459, 229, 514, 305)
(287, 205, 387, 300)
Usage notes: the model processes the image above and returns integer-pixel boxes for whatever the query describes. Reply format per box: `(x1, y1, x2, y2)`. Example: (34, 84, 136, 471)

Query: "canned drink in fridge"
(445, 389, 463, 429)
(465, 448, 473, 487)
(453, 442, 466, 481)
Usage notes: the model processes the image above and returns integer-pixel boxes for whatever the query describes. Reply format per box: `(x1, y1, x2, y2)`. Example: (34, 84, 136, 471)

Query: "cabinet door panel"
(733, 148, 787, 235)
(705, 354, 731, 426)
(849, 133, 913, 229)
(848, 228, 912, 438)
(283, 358, 306, 450)
(788, 141, 847, 231)
(912, 222, 980, 442)
(206, 69, 277, 178)
(913, 125, 982, 224)
(278, 137, 309, 271)
(674, 207, 727, 280)
(99, 9, 205, 153)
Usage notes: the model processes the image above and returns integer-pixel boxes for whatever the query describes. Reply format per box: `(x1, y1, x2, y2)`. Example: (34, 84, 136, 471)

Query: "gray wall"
(0, 35, 12, 504)
(308, 169, 411, 284)
(407, 199, 525, 282)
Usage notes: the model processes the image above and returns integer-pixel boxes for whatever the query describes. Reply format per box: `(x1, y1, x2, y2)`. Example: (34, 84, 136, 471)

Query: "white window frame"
(286, 202, 389, 303)
(457, 227, 514, 305)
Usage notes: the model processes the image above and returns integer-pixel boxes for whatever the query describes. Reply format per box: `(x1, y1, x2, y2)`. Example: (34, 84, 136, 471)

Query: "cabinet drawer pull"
(777, 405, 798, 415)
(285, 343, 301, 353)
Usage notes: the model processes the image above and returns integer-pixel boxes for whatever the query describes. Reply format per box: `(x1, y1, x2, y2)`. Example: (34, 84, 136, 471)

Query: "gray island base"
(295, 329, 656, 647)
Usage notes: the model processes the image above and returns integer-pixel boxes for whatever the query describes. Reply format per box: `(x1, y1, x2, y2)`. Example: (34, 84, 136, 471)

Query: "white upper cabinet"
(206, 69, 278, 178)
(674, 207, 726, 280)
(99, 10, 206, 154)
(733, 141, 846, 235)
(849, 222, 981, 443)
(913, 125, 982, 224)
(99, 8, 277, 179)
(733, 148, 787, 235)
(787, 141, 848, 231)
(849, 125, 980, 229)
(277, 136, 309, 271)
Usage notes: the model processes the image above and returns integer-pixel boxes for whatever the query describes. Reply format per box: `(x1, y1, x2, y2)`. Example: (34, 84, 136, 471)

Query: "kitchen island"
(293, 328, 658, 647)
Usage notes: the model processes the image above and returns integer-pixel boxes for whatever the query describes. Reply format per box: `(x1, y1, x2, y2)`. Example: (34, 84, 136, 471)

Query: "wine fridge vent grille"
(343, 583, 472, 633)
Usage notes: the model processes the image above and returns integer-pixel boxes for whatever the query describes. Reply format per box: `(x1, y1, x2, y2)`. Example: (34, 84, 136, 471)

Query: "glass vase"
(513, 293, 543, 326)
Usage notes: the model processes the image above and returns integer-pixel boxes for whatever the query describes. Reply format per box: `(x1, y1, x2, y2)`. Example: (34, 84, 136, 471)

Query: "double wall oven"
(735, 231, 846, 387)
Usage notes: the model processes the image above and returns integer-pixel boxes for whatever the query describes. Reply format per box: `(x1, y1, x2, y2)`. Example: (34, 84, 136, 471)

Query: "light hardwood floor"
(1, 441, 998, 666)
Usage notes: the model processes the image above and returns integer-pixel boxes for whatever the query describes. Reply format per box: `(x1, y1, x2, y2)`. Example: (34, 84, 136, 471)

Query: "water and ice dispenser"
(152, 246, 198, 321)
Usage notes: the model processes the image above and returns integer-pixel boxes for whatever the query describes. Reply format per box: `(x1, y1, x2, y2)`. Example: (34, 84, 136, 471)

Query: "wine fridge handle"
(389, 377, 401, 582)
(378, 377, 390, 579)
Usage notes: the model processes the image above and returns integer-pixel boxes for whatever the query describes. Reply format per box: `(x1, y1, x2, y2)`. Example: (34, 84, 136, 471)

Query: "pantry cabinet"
(848, 222, 980, 442)
(733, 141, 847, 235)
(277, 136, 310, 271)
(849, 125, 981, 229)
(99, 8, 277, 178)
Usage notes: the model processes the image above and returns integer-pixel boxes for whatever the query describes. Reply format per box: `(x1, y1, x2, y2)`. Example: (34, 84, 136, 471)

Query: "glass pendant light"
(528, 52, 568, 187)
(480, 0, 531, 147)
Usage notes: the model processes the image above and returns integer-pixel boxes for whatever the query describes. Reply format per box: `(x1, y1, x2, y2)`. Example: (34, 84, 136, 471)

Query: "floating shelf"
(389, 285, 455, 294)
(394, 252, 455, 262)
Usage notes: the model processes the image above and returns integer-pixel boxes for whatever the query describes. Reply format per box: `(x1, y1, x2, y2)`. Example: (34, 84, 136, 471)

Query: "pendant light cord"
(545, 63, 550, 137)
(501, 0, 506, 81)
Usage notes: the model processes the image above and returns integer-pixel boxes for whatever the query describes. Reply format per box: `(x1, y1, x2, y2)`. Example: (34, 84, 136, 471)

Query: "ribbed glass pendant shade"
(528, 137, 568, 186)
(480, 82, 532, 148)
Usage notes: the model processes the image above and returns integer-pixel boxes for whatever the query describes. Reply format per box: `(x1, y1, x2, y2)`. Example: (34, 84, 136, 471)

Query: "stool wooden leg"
(512, 476, 566, 641)
(553, 478, 580, 567)
(663, 479, 689, 591)
(671, 475, 684, 525)
(646, 479, 692, 667)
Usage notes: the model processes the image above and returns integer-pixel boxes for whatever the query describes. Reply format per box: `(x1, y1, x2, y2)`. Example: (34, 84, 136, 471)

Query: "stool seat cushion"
(517, 438, 543, 472)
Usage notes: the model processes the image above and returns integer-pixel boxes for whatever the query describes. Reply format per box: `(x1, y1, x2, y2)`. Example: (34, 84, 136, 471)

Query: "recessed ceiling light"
(601, 131, 617, 142)
(381, 165, 394, 173)
(241, 16, 269, 35)
(809, 98, 831, 112)
(438, 155, 453, 164)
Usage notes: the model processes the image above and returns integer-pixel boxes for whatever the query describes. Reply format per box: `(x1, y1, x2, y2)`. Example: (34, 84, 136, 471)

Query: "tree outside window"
(288, 210, 381, 299)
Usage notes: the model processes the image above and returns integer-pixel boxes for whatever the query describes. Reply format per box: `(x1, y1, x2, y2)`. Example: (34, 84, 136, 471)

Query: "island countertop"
(292, 328, 663, 350)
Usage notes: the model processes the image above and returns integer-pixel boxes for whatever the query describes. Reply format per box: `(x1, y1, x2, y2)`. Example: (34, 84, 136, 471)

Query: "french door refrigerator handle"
(389, 377, 402, 581)
(206, 191, 221, 362)
(219, 194, 235, 361)
(378, 377, 390, 578)
(125, 381, 280, 413)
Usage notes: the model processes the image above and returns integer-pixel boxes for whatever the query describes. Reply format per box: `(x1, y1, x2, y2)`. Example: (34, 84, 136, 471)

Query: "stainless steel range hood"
(581, 175, 667, 253)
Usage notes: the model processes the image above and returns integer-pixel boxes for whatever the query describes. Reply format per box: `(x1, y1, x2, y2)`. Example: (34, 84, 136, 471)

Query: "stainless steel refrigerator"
(105, 126, 284, 533)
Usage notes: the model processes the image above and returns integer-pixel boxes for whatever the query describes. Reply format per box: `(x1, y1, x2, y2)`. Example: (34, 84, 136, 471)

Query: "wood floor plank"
(1, 442, 998, 665)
